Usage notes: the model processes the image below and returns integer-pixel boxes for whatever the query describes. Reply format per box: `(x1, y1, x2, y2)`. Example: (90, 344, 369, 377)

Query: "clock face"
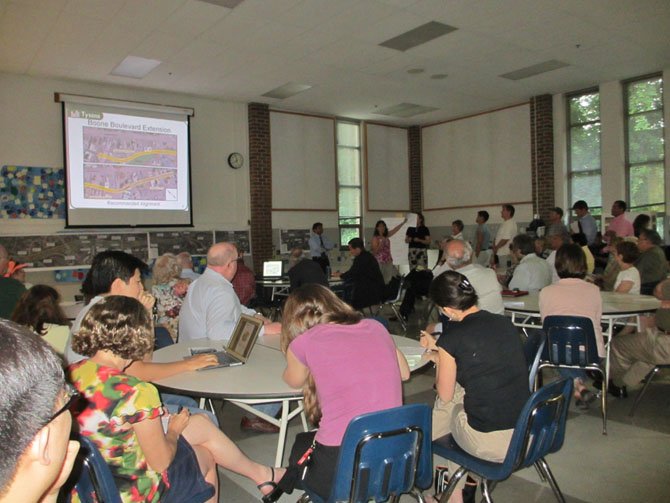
(228, 152, 244, 169)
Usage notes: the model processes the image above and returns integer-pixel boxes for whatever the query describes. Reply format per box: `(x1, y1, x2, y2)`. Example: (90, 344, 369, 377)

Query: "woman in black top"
(405, 212, 431, 269)
(423, 271, 529, 503)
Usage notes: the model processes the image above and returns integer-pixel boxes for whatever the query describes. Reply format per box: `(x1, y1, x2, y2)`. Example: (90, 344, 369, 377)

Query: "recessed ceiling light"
(110, 56, 161, 79)
(430, 74, 448, 80)
(499, 60, 570, 81)
(407, 68, 425, 74)
(262, 82, 312, 100)
(376, 102, 438, 118)
(380, 21, 458, 52)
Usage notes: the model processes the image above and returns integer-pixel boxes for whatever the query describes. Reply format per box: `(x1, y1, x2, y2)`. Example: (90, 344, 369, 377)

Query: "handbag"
(277, 430, 317, 494)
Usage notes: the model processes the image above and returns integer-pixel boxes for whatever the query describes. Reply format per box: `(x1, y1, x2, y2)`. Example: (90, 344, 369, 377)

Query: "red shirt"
(232, 261, 256, 306)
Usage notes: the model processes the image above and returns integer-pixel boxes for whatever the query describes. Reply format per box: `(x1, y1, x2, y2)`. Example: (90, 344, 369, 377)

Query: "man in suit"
(334, 238, 384, 310)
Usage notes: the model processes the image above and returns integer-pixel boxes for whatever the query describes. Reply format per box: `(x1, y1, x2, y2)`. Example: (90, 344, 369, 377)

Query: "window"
(624, 74, 665, 234)
(336, 121, 362, 245)
(567, 90, 602, 220)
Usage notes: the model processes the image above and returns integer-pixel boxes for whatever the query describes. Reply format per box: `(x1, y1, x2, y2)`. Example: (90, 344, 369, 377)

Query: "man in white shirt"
(444, 239, 504, 314)
(491, 204, 517, 267)
(509, 234, 552, 292)
(180, 242, 280, 342)
(178, 251, 201, 281)
(545, 230, 569, 284)
(308, 222, 335, 274)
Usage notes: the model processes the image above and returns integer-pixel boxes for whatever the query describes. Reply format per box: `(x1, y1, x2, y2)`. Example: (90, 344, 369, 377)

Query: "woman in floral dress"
(151, 253, 190, 342)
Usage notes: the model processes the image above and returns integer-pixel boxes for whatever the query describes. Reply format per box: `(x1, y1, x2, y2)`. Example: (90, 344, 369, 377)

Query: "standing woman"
(423, 271, 529, 503)
(273, 284, 410, 501)
(371, 218, 407, 284)
(405, 213, 431, 269)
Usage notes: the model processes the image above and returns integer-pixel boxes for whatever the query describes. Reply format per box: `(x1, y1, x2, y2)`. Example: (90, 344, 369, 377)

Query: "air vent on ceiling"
(376, 103, 438, 118)
(110, 56, 161, 79)
(380, 21, 458, 52)
(499, 60, 570, 80)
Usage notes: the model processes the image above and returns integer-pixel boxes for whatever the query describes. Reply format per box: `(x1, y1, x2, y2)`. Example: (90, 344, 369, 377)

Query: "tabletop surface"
(504, 290, 660, 315)
(256, 277, 343, 286)
(153, 333, 425, 399)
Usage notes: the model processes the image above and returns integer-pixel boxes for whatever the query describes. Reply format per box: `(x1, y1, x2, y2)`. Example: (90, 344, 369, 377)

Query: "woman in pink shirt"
(539, 243, 604, 407)
(270, 284, 410, 501)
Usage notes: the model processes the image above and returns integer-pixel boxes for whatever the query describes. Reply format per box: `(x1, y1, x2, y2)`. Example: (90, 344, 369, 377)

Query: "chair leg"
(296, 493, 311, 502)
(481, 480, 495, 503)
(439, 467, 467, 503)
(536, 458, 566, 503)
(391, 305, 407, 331)
(629, 366, 660, 417)
(410, 487, 426, 503)
(600, 371, 608, 435)
(534, 462, 547, 482)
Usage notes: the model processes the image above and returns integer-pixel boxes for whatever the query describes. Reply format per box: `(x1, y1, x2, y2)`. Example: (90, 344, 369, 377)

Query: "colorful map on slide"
(82, 127, 178, 201)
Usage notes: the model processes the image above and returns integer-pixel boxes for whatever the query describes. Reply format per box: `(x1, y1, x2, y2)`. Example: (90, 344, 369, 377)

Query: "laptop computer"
(262, 260, 283, 279)
(189, 314, 264, 370)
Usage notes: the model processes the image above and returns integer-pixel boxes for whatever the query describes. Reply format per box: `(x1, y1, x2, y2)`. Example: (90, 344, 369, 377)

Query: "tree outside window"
(336, 121, 361, 246)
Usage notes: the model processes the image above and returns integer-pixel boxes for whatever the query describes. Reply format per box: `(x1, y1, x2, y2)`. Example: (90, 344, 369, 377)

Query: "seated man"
(177, 251, 201, 281)
(180, 242, 281, 341)
(0, 319, 80, 503)
(0, 244, 27, 319)
(610, 279, 670, 396)
(635, 229, 669, 295)
(508, 234, 552, 292)
(287, 247, 328, 291)
(231, 251, 256, 306)
(334, 238, 385, 310)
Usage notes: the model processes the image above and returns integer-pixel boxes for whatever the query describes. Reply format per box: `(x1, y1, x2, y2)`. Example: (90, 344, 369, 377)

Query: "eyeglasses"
(45, 384, 79, 425)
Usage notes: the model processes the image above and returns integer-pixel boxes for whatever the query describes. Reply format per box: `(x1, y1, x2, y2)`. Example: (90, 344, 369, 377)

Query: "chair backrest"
(541, 315, 600, 367)
(523, 329, 546, 391)
(67, 435, 122, 503)
(499, 378, 573, 474)
(327, 404, 432, 503)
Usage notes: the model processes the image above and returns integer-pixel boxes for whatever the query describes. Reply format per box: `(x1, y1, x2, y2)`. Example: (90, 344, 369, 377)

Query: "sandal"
(259, 467, 285, 503)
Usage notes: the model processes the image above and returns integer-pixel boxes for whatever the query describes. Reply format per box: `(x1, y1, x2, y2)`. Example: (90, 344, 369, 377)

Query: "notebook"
(262, 260, 283, 279)
(189, 314, 264, 370)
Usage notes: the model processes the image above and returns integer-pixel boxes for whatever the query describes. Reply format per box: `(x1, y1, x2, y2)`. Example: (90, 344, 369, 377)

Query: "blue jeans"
(254, 402, 282, 417)
(162, 393, 219, 427)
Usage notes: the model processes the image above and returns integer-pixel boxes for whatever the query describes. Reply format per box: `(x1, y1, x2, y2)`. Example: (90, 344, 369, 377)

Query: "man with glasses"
(0, 319, 80, 502)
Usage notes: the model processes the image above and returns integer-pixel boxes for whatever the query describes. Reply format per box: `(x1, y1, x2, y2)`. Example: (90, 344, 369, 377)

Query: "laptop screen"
(226, 314, 264, 362)
(263, 260, 283, 278)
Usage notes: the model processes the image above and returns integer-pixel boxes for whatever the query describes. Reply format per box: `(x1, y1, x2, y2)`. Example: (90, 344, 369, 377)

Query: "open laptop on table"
(189, 314, 264, 370)
(262, 260, 284, 280)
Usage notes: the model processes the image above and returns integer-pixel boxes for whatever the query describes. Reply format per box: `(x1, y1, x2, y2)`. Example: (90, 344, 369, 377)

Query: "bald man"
(180, 242, 280, 342)
(0, 244, 27, 319)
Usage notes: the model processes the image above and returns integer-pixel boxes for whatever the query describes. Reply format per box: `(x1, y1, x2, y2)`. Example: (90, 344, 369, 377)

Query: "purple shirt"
(289, 319, 402, 446)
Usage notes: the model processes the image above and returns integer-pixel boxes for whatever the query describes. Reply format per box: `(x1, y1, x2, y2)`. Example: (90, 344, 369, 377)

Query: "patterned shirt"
(152, 278, 190, 341)
(69, 360, 167, 502)
(372, 236, 393, 264)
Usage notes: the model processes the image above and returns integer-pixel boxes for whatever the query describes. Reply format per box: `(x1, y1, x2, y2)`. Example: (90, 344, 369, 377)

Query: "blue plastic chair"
(523, 328, 546, 392)
(305, 403, 433, 503)
(433, 378, 573, 503)
(66, 435, 122, 503)
(540, 315, 607, 434)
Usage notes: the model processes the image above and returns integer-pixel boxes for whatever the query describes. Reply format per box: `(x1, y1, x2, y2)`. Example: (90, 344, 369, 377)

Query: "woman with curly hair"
(11, 284, 70, 354)
(69, 295, 284, 503)
(270, 284, 409, 501)
(151, 253, 190, 342)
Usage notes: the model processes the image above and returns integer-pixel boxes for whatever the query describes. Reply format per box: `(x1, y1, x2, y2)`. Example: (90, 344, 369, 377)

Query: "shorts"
(161, 436, 215, 503)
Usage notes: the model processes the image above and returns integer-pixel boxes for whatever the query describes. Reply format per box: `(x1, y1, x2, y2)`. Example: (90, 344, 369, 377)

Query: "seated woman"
(423, 271, 529, 503)
(613, 241, 641, 294)
(11, 284, 70, 354)
(273, 284, 410, 501)
(151, 253, 190, 342)
(539, 243, 605, 407)
(69, 295, 284, 503)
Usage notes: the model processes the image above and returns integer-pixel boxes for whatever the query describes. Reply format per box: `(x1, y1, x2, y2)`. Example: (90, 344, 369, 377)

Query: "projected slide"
(66, 109, 189, 211)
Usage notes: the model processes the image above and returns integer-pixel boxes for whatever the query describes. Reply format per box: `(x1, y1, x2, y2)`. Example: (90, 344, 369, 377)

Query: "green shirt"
(0, 277, 26, 319)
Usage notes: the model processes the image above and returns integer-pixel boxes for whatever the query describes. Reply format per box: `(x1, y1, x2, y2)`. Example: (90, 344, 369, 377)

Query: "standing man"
(607, 200, 634, 238)
(0, 244, 26, 319)
(309, 222, 335, 274)
(333, 238, 385, 310)
(491, 204, 517, 268)
(572, 200, 598, 246)
(0, 320, 80, 503)
(180, 242, 280, 342)
(474, 210, 492, 266)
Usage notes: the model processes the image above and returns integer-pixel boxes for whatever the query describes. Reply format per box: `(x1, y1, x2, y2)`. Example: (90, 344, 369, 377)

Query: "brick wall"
(248, 102, 273, 272)
(408, 126, 422, 213)
(530, 94, 555, 220)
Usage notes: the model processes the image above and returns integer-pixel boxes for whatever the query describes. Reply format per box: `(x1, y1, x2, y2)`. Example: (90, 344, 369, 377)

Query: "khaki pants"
(610, 329, 670, 387)
(432, 385, 513, 491)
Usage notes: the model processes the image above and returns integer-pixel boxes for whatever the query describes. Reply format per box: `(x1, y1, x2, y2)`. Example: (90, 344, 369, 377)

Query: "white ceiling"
(1, 0, 669, 126)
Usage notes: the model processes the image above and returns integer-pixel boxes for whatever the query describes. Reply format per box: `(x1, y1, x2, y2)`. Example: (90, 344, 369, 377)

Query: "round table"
(152, 333, 427, 465)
